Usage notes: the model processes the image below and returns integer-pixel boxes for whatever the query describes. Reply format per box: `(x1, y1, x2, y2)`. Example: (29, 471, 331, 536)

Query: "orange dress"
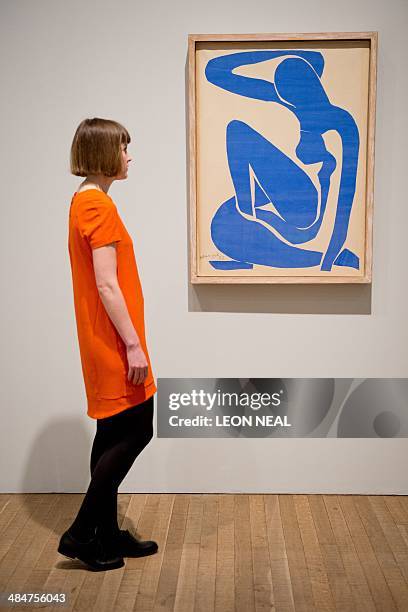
(68, 189, 157, 419)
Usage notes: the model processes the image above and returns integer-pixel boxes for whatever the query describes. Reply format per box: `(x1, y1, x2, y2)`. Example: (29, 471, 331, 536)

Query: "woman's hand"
(126, 343, 148, 385)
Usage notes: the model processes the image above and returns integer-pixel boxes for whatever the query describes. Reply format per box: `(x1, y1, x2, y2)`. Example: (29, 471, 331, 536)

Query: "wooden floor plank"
(0, 494, 11, 514)
(294, 495, 335, 612)
(150, 494, 189, 611)
(280, 495, 315, 611)
(398, 496, 408, 515)
(215, 494, 234, 612)
(195, 494, 218, 612)
(173, 494, 204, 612)
(249, 494, 275, 611)
(234, 494, 255, 612)
(264, 495, 295, 612)
(398, 524, 408, 550)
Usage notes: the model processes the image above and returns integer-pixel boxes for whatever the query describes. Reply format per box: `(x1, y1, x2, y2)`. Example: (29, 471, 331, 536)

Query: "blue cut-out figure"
(205, 51, 360, 272)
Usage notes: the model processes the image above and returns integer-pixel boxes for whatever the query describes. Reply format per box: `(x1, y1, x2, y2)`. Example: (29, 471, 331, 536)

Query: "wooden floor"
(0, 494, 407, 611)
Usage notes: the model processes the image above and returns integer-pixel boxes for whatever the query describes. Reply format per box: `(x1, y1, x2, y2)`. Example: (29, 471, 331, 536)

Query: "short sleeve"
(77, 198, 122, 249)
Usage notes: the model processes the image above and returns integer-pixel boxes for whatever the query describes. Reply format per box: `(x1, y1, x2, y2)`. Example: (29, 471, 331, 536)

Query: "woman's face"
(117, 142, 132, 179)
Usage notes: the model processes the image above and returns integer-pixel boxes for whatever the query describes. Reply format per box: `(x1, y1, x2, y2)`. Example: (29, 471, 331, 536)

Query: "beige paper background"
(196, 41, 370, 277)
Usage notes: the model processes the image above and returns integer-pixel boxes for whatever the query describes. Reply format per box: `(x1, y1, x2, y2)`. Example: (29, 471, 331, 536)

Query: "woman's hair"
(70, 117, 131, 177)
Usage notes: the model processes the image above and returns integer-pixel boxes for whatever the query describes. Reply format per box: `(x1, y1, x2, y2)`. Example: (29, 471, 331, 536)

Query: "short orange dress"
(68, 189, 157, 419)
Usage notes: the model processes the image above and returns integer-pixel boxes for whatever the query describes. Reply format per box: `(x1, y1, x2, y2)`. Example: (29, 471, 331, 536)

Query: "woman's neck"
(79, 176, 114, 194)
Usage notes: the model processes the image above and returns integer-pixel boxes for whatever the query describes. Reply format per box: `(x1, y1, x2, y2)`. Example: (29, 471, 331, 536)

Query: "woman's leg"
(87, 422, 122, 538)
(68, 396, 154, 543)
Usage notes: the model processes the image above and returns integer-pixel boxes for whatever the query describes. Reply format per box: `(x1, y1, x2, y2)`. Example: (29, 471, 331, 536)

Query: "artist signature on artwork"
(200, 253, 230, 260)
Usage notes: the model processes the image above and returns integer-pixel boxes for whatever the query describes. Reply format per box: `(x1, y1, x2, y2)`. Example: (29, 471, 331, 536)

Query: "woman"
(58, 117, 158, 571)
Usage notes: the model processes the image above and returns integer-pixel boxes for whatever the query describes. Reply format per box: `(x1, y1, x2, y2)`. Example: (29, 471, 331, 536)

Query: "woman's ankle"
(68, 524, 96, 543)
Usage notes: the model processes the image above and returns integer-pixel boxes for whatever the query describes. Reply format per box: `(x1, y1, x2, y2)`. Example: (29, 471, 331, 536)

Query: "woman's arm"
(93, 244, 148, 385)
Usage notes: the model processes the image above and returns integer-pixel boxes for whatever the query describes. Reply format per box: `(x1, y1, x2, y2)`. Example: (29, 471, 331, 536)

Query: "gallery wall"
(1, 0, 407, 493)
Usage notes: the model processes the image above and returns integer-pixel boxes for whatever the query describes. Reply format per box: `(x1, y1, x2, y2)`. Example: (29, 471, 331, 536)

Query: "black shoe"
(57, 529, 125, 571)
(116, 529, 158, 558)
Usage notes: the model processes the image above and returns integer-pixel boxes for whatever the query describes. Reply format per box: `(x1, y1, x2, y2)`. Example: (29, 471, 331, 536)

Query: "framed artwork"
(188, 32, 378, 284)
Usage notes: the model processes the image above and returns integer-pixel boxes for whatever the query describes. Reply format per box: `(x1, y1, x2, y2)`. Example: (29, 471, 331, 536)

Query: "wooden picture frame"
(188, 32, 378, 284)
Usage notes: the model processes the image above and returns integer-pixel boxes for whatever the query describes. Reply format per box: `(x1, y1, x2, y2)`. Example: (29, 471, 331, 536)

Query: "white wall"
(1, 0, 407, 493)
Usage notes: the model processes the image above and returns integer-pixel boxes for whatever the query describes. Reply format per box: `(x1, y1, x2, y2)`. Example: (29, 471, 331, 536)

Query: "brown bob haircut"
(70, 117, 131, 178)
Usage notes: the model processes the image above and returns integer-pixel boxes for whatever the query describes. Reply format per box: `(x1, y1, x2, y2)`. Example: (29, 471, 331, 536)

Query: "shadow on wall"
(19, 417, 133, 542)
(21, 417, 91, 495)
(20, 417, 90, 541)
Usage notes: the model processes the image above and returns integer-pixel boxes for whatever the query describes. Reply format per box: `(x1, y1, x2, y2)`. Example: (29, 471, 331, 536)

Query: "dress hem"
(86, 381, 157, 419)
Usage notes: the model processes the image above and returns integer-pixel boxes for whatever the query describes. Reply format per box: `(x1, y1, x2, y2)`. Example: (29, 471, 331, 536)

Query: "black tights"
(69, 396, 154, 543)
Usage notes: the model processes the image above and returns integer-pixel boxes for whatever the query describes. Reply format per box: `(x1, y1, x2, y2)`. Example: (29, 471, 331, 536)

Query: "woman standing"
(58, 117, 158, 571)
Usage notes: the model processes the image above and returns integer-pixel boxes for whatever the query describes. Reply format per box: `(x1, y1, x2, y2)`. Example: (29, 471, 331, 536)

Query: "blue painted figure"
(205, 50, 360, 272)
